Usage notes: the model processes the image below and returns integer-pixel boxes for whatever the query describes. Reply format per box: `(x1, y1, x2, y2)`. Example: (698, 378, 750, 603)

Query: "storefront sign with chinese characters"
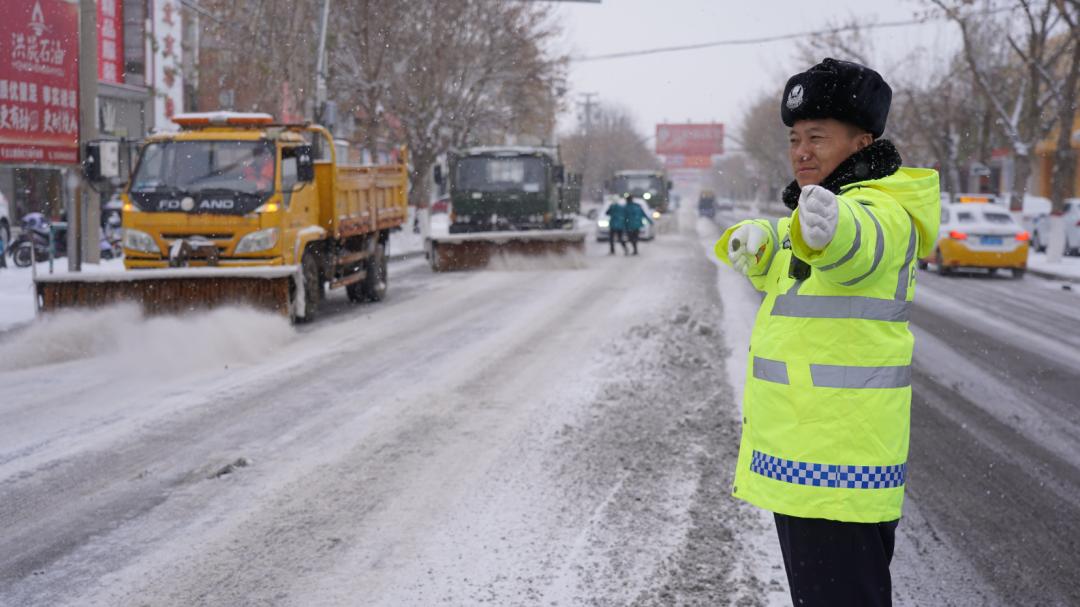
(0, 0, 79, 164)
(98, 0, 124, 84)
(150, 0, 183, 130)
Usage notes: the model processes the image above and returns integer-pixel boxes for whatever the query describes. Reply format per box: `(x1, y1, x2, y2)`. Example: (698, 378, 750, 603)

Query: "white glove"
(798, 185, 839, 250)
(728, 223, 768, 276)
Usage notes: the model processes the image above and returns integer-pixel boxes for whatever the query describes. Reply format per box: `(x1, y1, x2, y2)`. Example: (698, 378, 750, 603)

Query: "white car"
(0, 189, 10, 247)
(1032, 199, 1079, 256)
(596, 198, 655, 242)
(918, 203, 1030, 277)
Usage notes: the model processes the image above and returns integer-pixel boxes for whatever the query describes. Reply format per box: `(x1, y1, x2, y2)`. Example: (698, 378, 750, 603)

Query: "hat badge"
(786, 84, 805, 110)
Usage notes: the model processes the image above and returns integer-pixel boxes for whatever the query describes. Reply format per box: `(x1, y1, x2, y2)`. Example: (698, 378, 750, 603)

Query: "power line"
(570, 7, 1014, 63)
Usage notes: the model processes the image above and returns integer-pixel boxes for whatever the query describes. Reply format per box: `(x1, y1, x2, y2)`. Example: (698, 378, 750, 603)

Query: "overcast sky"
(553, 0, 958, 143)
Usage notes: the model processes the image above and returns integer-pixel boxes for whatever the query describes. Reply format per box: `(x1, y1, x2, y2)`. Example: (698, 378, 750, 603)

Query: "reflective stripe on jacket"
(715, 167, 940, 523)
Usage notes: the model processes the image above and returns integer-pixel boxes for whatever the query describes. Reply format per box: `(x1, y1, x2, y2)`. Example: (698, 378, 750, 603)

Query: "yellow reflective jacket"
(715, 167, 940, 523)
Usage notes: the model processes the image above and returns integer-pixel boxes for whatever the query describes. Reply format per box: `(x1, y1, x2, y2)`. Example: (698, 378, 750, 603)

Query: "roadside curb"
(1027, 268, 1080, 284)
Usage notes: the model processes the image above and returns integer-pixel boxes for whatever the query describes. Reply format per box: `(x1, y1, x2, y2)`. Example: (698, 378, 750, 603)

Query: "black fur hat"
(780, 58, 892, 138)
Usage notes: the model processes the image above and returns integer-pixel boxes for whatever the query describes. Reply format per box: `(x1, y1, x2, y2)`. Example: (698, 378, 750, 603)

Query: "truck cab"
(122, 112, 323, 269)
(446, 146, 579, 233)
(608, 170, 673, 214)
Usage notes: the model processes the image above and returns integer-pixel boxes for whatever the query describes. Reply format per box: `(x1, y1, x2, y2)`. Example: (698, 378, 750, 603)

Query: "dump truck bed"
(321, 163, 409, 239)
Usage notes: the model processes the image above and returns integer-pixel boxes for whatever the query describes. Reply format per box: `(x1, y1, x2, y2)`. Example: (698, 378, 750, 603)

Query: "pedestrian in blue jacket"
(606, 199, 628, 255)
(623, 194, 654, 255)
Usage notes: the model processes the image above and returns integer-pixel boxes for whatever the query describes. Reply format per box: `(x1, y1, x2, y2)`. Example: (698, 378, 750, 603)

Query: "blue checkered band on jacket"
(751, 450, 906, 489)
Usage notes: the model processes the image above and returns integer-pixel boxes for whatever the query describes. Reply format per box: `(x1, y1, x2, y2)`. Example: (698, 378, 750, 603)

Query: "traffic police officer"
(715, 58, 941, 606)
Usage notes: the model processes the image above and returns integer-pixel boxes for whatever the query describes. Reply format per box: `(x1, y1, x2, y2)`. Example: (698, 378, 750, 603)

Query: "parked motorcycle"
(9, 213, 121, 266)
(9, 213, 66, 267)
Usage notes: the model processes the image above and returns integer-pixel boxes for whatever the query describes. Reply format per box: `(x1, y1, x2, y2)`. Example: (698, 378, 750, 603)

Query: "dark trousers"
(609, 229, 626, 254)
(774, 513, 899, 607)
(626, 229, 640, 254)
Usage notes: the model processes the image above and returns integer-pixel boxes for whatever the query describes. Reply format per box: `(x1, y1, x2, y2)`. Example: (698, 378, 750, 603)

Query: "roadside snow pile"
(0, 304, 293, 373)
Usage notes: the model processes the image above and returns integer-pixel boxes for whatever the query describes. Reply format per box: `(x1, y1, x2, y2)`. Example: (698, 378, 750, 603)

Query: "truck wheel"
(361, 243, 388, 301)
(293, 253, 321, 323)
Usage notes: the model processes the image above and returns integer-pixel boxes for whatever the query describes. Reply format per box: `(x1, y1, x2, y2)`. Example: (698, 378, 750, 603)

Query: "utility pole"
(314, 0, 332, 124)
(74, 0, 101, 270)
(577, 92, 598, 198)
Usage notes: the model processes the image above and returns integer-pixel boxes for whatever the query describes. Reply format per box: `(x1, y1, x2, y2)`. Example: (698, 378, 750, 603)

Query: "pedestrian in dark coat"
(623, 194, 653, 255)
(606, 199, 628, 255)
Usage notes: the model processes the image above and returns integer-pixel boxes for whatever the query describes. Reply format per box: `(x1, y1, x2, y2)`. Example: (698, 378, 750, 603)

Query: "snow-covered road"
(3, 205, 1077, 606)
(0, 209, 785, 606)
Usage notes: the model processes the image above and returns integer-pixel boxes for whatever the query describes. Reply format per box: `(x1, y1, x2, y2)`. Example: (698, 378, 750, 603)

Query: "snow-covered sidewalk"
(1027, 252, 1080, 282)
(0, 259, 127, 332)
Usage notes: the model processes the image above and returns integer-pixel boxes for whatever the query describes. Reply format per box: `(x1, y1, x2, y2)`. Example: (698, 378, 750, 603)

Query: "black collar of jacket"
(781, 139, 903, 210)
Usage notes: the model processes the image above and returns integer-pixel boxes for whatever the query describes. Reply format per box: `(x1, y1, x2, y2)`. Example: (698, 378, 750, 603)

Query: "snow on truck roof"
(172, 112, 275, 127)
(463, 146, 557, 159)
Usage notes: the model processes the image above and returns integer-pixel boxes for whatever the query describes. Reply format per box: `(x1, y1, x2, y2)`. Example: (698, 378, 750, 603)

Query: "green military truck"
(446, 146, 580, 232)
(428, 146, 584, 271)
(608, 170, 674, 214)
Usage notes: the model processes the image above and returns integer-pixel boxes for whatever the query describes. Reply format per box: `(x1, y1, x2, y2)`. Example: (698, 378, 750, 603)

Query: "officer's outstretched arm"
(715, 219, 779, 292)
(789, 185, 899, 287)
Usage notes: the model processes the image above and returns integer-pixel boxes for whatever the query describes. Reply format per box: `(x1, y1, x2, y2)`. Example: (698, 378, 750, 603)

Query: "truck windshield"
(456, 156, 546, 193)
(131, 140, 276, 196)
(613, 175, 663, 196)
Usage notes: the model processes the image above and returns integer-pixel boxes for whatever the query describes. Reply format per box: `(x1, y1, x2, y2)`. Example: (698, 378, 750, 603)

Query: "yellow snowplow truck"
(35, 112, 408, 322)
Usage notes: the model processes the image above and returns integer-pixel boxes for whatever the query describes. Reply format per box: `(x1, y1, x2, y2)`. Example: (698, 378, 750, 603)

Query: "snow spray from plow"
(427, 230, 587, 272)
(0, 304, 292, 372)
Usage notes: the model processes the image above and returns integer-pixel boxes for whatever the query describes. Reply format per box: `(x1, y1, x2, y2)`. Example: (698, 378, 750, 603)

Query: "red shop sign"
(0, 0, 80, 165)
(97, 0, 123, 84)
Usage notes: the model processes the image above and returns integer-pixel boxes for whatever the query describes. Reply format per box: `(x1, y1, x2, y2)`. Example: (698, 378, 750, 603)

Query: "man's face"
(788, 119, 872, 187)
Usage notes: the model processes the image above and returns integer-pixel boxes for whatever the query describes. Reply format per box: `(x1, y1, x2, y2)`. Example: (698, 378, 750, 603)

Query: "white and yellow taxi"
(919, 202, 1030, 278)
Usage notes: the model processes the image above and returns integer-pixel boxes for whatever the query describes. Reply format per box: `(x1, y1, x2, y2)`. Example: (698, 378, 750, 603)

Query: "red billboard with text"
(0, 0, 80, 165)
(98, 0, 124, 84)
(655, 123, 724, 157)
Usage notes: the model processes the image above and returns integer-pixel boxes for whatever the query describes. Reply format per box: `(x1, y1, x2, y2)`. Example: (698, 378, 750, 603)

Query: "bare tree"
(330, 0, 413, 160)
(371, 1, 565, 207)
(559, 103, 660, 201)
(737, 92, 791, 202)
(933, 0, 1074, 214)
(197, 0, 323, 115)
(710, 154, 759, 203)
(1045, 0, 1080, 261)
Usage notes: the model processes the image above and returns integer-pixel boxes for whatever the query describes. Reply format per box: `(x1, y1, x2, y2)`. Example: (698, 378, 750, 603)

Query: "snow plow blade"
(34, 267, 297, 317)
(427, 230, 587, 272)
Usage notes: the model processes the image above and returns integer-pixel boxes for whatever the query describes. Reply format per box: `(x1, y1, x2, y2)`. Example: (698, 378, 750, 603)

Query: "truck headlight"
(123, 228, 160, 253)
(234, 228, 279, 254)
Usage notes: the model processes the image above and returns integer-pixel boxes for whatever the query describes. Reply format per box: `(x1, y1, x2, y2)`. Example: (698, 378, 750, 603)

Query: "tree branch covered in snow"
(932, 0, 1074, 210)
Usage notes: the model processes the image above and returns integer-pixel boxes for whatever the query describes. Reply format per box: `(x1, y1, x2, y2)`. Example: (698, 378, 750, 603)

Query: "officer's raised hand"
(728, 223, 768, 275)
(797, 185, 839, 250)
